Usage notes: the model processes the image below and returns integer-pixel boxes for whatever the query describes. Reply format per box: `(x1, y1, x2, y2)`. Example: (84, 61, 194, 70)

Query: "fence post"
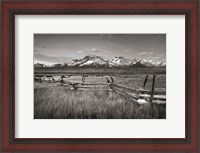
(143, 75, 149, 87)
(149, 74, 155, 118)
(110, 76, 114, 83)
(51, 76, 55, 81)
(60, 76, 63, 86)
(82, 75, 85, 84)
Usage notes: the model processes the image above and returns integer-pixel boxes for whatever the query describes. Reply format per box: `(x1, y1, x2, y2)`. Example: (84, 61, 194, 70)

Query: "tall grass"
(34, 83, 166, 119)
(35, 67, 166, 75)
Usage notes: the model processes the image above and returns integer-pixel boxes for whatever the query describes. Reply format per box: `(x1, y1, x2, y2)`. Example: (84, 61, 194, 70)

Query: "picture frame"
(1, 0, 199, 152)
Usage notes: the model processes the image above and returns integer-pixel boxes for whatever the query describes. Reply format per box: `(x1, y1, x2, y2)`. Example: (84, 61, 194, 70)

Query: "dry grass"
(34, 82, 166, 119)
(35, 67, 166, 75)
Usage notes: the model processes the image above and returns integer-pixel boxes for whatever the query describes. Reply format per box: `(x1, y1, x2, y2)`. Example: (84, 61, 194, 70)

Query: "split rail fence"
(34, 74, 166, 105)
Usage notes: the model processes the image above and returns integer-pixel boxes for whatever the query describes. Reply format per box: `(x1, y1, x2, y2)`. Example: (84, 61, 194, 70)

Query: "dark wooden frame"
(1, 1, 199, 152)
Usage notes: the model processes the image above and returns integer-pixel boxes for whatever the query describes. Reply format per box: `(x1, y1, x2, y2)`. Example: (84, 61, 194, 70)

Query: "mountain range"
(34, 55, 166, 68)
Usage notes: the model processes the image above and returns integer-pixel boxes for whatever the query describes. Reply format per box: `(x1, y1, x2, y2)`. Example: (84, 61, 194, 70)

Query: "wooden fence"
(34, 74, 166, 105)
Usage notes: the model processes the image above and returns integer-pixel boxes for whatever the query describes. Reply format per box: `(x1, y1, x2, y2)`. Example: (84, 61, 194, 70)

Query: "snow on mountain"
(34, 63, 47, 68)
(35, 55, 166, 68)
(79, 55, 106, 66)
(133, 60, 148, 68)
(136, 59, 165, 67)
(138, 59, 154, 67)
(109, 57, 132, 67)
(67, 55, 107, 67)
(132, 58, 141, 64)
(67, 58, 87, 66)
(108, 57, 165, 67)
(158, 61, 166, 67)
(109, 57, 140, 67)
(149, 60, 162, 67)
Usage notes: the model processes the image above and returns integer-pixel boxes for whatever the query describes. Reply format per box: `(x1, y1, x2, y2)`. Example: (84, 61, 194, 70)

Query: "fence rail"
(34, 74, 166, 105)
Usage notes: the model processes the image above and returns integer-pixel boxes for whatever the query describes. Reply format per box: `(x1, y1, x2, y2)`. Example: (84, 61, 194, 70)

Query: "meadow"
(34, 74, 166, 119)
(34, 67, 166, 75)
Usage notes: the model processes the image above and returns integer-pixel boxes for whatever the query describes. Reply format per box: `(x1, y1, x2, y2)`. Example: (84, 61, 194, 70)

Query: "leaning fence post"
(106, 78, 110, 84)
(149, 74, 155, 118)
(143, 75, 148, 87)
(51, 76, 55, 81)
(110, 76, 114, 83)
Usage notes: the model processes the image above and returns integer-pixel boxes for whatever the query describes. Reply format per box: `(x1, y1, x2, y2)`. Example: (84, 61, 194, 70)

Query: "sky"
(34, 34, 166, 65)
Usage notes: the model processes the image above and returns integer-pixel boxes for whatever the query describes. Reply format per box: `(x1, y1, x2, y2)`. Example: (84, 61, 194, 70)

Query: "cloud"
(137, 52, 154, 55)
(90, 48, 101, 53)
(34, 46, 47, 52)
(149, 56, 160, 60)
(156, 53, 165, 57)
(145, 53, 166, 62)
(78, 50, 84, 54)
(34, 53, 72, 63)
(125, 50, 129, 52)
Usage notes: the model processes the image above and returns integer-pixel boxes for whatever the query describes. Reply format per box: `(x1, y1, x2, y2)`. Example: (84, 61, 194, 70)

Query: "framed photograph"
(1, 1, 199, 152)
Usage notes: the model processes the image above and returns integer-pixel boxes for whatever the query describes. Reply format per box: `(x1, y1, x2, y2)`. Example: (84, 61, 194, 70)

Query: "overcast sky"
(34, 34, 166, 65)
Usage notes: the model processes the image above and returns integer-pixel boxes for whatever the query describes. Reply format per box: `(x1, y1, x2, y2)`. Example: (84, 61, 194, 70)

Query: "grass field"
(34, 74, 166, 119)
(35, 67, 166, 75)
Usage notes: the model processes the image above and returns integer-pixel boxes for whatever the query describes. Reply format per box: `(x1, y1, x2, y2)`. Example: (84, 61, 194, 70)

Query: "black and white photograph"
(34, 34, 166, 119)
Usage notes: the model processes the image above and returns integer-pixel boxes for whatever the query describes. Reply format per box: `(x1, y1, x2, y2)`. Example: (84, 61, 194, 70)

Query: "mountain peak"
(34, 55, 166, 68)
(66, 55, 106, 67)
(80, 55, 106, 66)
(34, 63, 47, 68)
(109, 56, 140, 67)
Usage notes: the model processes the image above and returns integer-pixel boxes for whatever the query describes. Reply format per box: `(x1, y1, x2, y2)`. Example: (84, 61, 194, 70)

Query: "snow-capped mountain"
(34, 55, 166, 68)
(67, 56, 91, 66)
(108, 57, 165, 67)
(136, 59, 150, 67)
(34, 63, 47, 68)
(149, 60, 162, 67)
(135, 59, 166, 67)
(137, 59, 155, 67)
(108, 57, 140, 67)
(158, 61, 166, 67)
(79, 55, 107, 66)
(67, 55, 107, 67)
